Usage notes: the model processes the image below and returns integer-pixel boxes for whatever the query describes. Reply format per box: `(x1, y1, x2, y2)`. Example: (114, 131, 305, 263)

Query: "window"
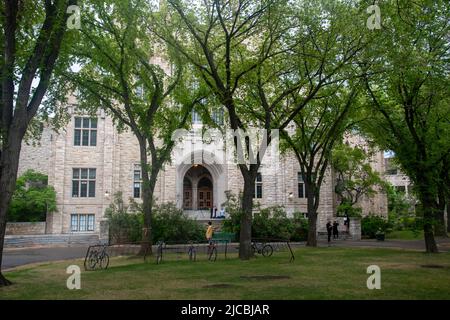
(253, 172, 262, 199)
(136, 85, 144, 98)
(212, 108, 224, 125)
(74, 117, 97, 146)
(133, 165, 142, 198)
(396, 185, 406, 193)
(72, 168, 96, 198)
(192, 110, 202, 124)
(298, 172, 306, 198)
(71, 214, 95, 232)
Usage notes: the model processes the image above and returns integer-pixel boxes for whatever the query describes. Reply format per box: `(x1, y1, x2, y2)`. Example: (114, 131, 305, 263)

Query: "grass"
(386, 230, 424, 240)
(1, 247, 450, 300)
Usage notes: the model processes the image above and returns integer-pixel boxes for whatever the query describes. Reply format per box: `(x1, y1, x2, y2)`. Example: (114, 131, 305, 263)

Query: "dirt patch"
(203, 283, 236, 288)
(240, 275, 291, 280)
(420, 264, 446, 269)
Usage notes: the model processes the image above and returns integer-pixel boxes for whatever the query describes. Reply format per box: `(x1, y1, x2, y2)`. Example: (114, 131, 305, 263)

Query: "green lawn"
(1, 247, 450, 300)
(386, 230, 424, 240)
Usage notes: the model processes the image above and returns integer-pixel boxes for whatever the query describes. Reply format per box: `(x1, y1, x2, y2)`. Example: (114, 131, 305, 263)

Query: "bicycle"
(156, 241, 164, 264)
(251, 241, 273, 257)
(207, 241, 217, 262)
(187, 242, 196, 262)
(85, 244, 109, 270)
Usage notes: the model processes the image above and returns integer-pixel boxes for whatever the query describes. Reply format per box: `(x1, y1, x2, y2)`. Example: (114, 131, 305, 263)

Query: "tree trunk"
(435, 189, 447, 237)
(306, 182, 319, 247)
(420, 195, 439, 253)
(0, 132, 24, 286)
(138, 139, 153, 256)
(306, 211, 318, 247)
(238, 173, 255, 260)
(434, 210, 447, 237)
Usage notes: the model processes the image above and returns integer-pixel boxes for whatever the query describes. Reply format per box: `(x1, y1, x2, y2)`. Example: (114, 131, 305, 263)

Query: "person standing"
(206, 221, 214, 243)
(326, 221, 333, 245)
(344, 213, 350, 233)
(333, 221, 339, 239)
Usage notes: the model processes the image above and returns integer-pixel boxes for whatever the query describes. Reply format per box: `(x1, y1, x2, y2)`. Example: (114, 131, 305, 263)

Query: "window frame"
(74, 117, 98, 147)
(133, 164, 142, 199)
(70, 214, 95, 232)
(253, 172, 263, 199)
(72, 168, 96, 198)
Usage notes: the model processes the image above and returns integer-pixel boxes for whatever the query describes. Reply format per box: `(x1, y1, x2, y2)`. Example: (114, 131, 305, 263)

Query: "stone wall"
(18, 126, 54, 177)
(6, 222, 46, 235)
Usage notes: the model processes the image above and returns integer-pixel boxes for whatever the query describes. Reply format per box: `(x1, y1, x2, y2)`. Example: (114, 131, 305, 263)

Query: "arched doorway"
(183, 165, 214, 210)
(197, 177, 213, 210)
(183, 177, 193, 209)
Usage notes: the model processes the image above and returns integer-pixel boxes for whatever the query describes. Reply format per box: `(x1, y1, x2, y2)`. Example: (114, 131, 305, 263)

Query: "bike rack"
(155, 240, 229, 264)
(250, 238, 295, 262)
(84, 244, 110, 271)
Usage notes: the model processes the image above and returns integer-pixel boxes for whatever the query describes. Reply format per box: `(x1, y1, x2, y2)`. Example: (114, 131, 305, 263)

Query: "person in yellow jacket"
(206, 221, 214, 243)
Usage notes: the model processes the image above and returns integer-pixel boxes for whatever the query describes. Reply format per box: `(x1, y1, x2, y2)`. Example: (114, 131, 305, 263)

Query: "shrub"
(336, 201, 362, 217)
(152, 203, 204, 243)
(221, 192, 309, 241)
(105, 192, 143, 244)
(8, 170, 57, 222)
(361, 215, 391, 238)
(106, 193, 204, 244)
(291, 212, 309, 242)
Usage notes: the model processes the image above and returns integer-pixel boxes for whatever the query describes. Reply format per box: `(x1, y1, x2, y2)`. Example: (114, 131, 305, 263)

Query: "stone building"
(17, 99, 388, 238)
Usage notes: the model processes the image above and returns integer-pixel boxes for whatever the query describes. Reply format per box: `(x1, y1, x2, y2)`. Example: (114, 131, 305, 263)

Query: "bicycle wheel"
(262, 244, 273, 257)
(88, 252, 98, 270)
(100, 253, 109, 269)
(251, 244, 257, 256)
(156, 249, 163, 264)
(208, 246, 217, 262)
(188, 248, 196, 261)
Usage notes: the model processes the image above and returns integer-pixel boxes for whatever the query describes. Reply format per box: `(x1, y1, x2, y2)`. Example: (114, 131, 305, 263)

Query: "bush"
(152, 203, 204, 243)
(8, 170, 57, 222)
(361, 215, 391, 238)
(106, 193, 204, 244)
(105, 193, 143, 244)
(221, 192, 309, 241)
(253, 206, 294, 240)
(336, 201, 362, 217)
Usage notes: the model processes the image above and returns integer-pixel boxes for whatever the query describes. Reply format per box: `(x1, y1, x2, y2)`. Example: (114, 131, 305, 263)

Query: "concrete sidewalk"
(2, 246, 88, 270)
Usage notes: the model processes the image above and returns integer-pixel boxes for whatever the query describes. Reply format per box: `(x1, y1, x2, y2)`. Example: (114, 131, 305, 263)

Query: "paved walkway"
(2, 246, 88, 270)
(2, 238, 449, 270)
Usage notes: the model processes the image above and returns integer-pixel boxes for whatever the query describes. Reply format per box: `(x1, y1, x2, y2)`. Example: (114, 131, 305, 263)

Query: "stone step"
(5, 234, 99, 248)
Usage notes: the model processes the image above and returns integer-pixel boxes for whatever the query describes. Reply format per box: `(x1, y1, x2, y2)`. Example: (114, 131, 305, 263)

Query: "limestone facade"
(18, 107, 388, 236)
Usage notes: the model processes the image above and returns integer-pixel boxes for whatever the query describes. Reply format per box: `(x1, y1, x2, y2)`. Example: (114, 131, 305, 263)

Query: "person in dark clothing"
(333, 221, 339, 239)
(326, 221, 333, 244)
(344, 213, 350, 233)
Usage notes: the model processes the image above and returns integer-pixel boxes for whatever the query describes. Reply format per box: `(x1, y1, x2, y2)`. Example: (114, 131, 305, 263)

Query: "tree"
(8, 169, 56, 222)
(332, 143, 385, 216)
(67, 0, 205, 254)
(361, 0, 450, 252)
(154, 0, 366, 258)
(276, 0, 368, 247)
(0, 0, 76, 286)
(281, 87, 360, 246)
